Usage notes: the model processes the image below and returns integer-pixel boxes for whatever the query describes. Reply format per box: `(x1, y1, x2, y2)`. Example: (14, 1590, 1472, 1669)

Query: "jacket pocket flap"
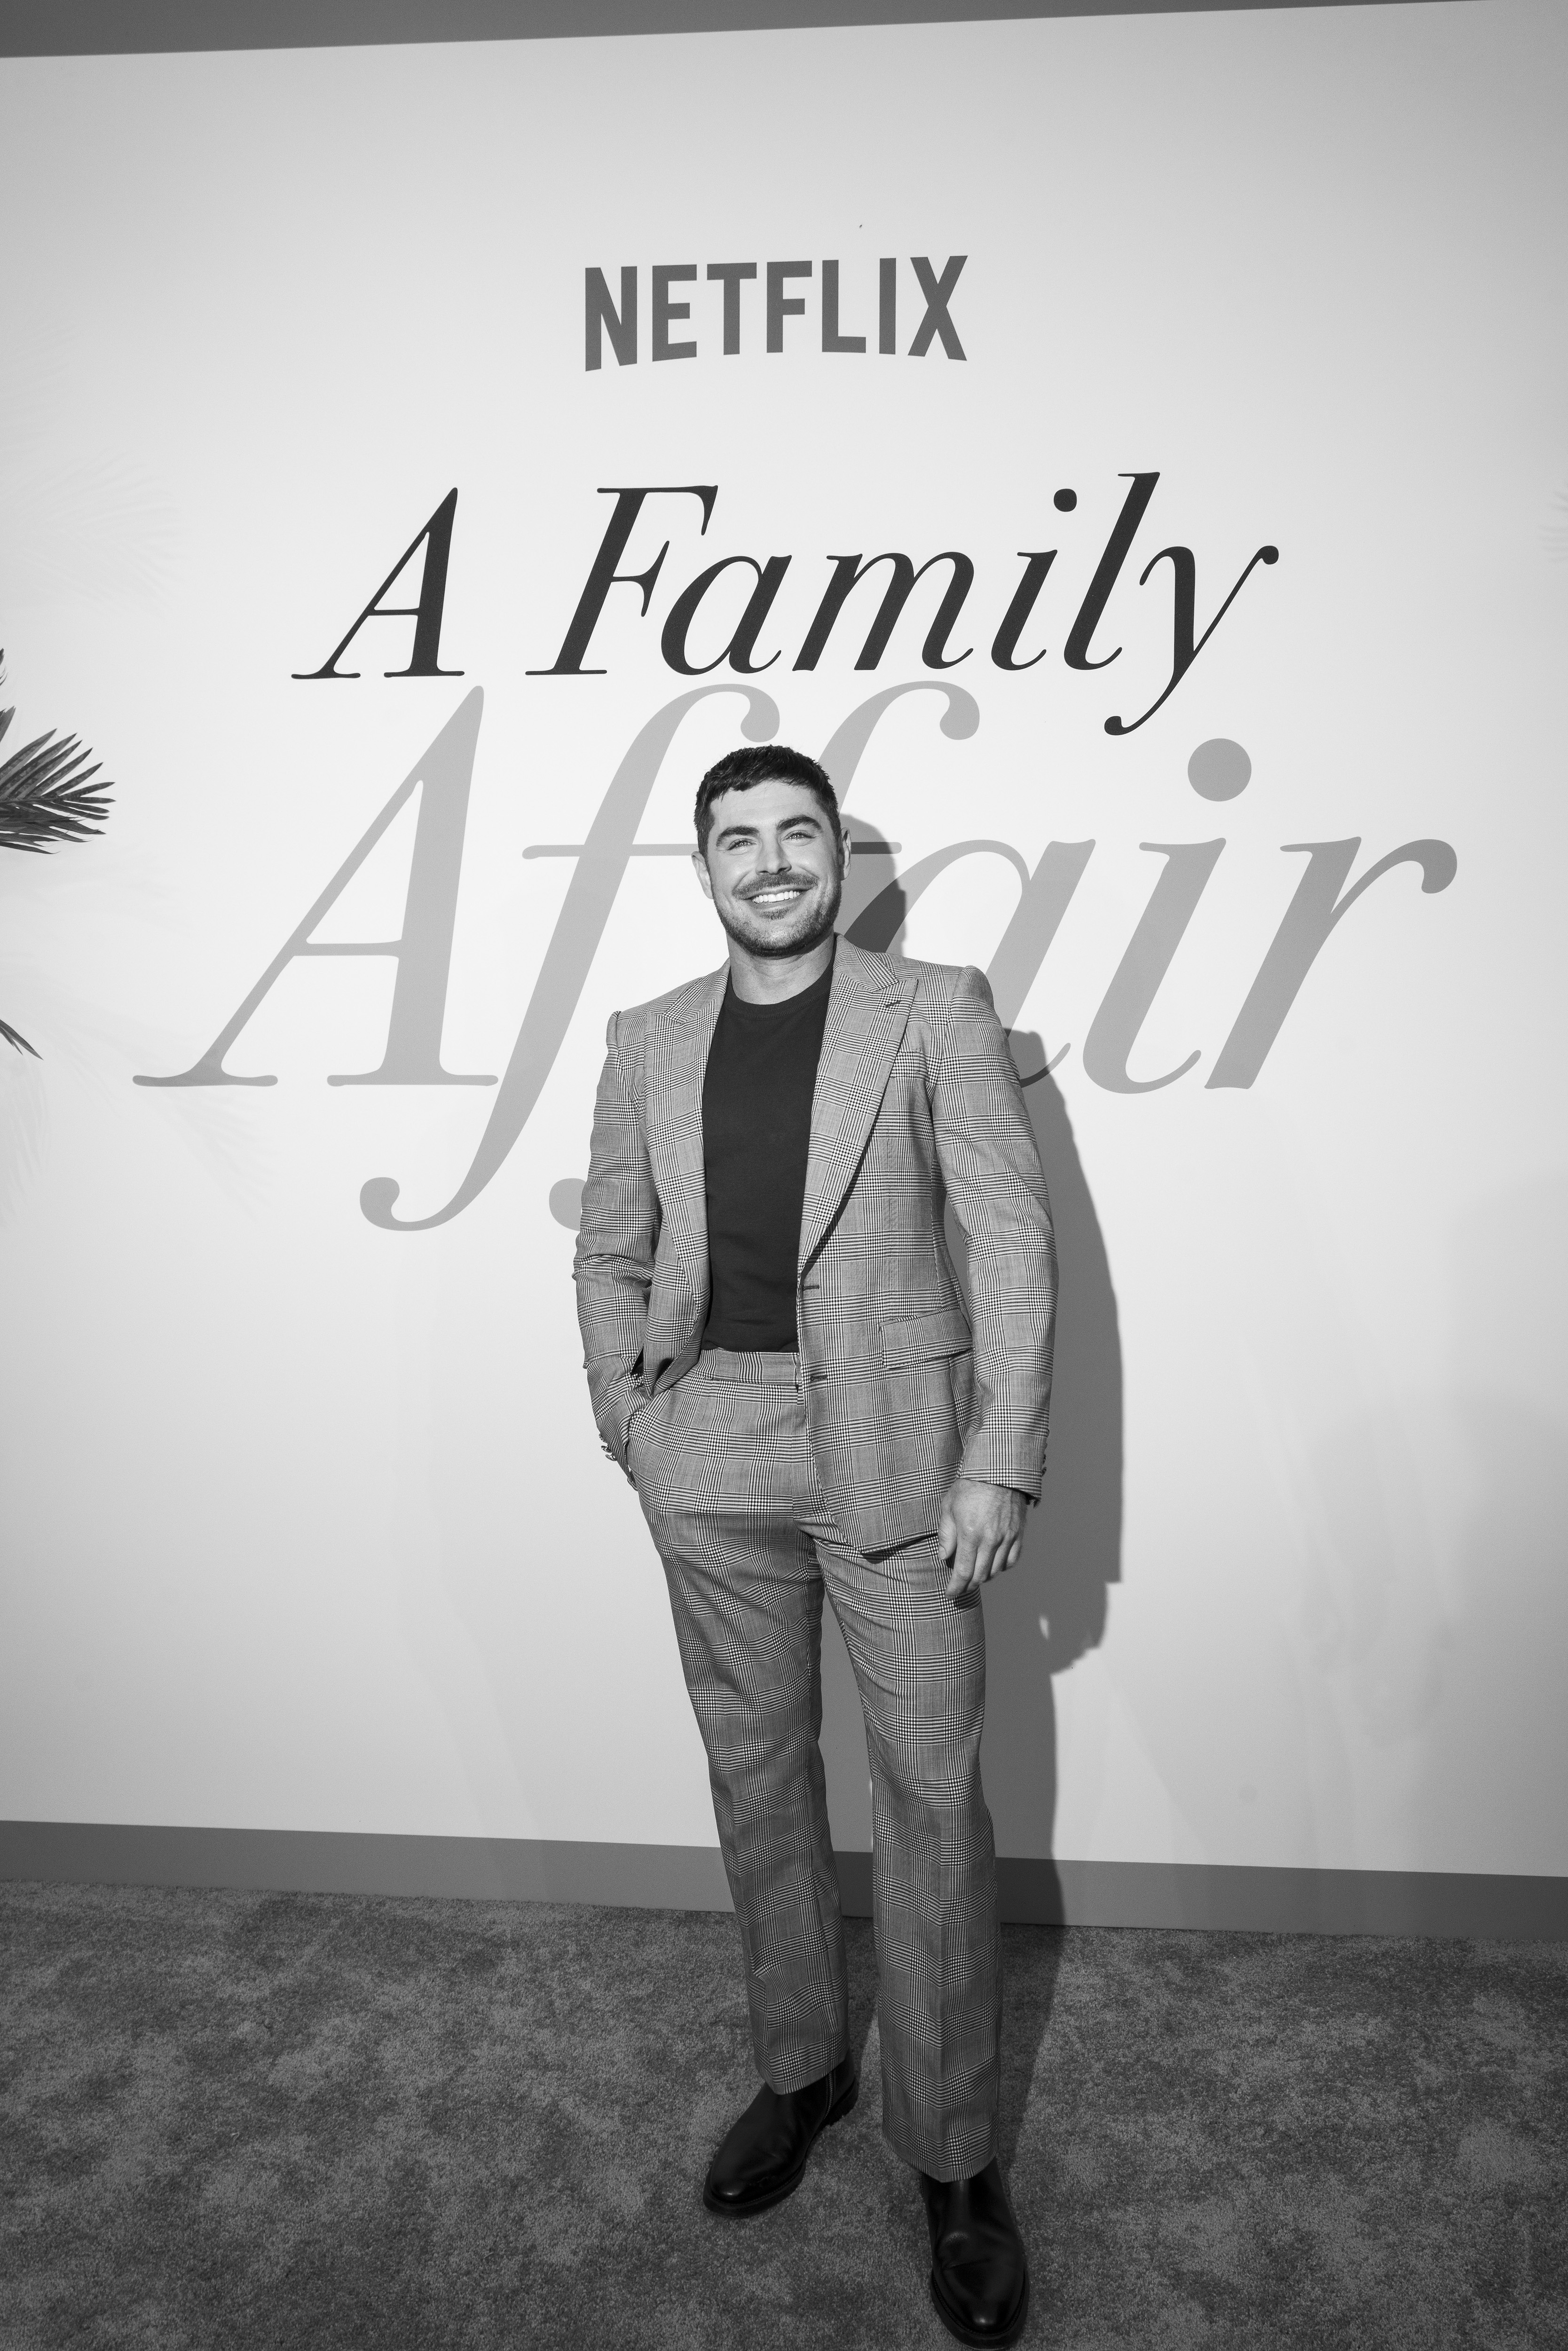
(878, 1307, 973, 1368)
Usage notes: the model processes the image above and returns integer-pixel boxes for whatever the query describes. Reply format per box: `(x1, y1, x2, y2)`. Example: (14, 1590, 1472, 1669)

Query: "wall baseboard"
(3, 1823, 1564, 1940)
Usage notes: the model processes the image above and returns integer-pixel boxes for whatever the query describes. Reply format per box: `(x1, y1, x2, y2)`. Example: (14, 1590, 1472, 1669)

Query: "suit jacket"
(572, 937, 1057, 1554)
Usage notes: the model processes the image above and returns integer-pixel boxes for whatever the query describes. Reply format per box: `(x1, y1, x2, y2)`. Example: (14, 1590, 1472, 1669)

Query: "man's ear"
(692, 849, 715, 901)
(840, 830, 853, 878)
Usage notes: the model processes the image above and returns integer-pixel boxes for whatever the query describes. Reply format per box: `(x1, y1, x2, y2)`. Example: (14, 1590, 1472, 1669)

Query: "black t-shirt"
(701, 956, 835, 1351)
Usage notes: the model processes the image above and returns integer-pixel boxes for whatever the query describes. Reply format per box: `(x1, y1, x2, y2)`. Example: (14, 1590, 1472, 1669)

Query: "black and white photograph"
(1, 2, 1564, 2344)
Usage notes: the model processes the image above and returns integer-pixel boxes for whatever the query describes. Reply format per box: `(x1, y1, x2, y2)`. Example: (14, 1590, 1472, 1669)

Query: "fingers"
(938, 1480, 1030, 1602)
(944, 1532, 996, 1602)
(943, 1510, 984, 1599)
(942, 1520, 1026, 1602)
(943, 1533, 979, 1601)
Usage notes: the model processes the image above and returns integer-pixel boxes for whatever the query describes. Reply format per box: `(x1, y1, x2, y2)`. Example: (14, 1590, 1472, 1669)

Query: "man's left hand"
(937, 1478, 1029, 1602)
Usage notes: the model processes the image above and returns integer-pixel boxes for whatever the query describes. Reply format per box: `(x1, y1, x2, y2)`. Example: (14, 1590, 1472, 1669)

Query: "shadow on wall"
(818, 829, 1125, 1876)
(982, 1037, 1124, 1861)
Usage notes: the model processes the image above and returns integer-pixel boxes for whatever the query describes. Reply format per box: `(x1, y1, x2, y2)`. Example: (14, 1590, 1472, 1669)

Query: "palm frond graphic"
(0, 648, 115, 1054)
(0, 715, 114, 852)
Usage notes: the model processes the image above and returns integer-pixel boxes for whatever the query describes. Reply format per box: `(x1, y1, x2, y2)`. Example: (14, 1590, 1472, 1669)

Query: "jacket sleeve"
(930, 965, 1057, 1496)
(572, 1011, 660, 1475)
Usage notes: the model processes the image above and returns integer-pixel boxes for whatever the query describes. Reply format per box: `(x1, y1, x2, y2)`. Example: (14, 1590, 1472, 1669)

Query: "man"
(574, 744, 1056, 2348)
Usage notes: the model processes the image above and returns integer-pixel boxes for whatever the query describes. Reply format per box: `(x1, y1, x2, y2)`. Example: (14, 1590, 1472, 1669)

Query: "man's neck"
(725, 932, 837, 1005)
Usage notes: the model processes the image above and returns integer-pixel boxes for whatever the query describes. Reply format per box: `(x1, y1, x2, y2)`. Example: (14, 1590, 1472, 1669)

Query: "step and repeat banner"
(2, 2, 1564, 1886)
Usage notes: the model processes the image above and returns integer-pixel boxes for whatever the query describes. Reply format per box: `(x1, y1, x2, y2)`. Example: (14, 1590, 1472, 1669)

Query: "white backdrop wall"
(1, 2, 1564, 1883)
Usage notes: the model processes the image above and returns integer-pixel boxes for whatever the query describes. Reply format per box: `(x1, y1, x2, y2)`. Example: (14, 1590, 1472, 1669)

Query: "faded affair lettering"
(133, 686, 1457, 1230)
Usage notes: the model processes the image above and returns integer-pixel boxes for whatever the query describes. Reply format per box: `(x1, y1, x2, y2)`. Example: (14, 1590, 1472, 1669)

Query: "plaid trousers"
(631, 1345, 1001, 2182)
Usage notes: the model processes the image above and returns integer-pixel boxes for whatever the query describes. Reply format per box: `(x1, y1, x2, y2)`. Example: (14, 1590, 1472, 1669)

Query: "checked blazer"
(573, 937, 1057, 1554)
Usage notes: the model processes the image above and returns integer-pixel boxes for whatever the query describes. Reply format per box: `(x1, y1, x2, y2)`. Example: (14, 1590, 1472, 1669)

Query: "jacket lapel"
(798, 942, 916, 1272)
(646, 963, 727, 1268)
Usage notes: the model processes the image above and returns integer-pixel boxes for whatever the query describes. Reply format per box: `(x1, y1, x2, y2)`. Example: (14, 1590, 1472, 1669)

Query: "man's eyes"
(721, 827, 820, 849)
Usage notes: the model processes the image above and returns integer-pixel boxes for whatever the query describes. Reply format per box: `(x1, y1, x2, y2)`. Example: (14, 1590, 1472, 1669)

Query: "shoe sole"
(928, 2267, 1030, 2350)
(701, 2078, 859, 2217)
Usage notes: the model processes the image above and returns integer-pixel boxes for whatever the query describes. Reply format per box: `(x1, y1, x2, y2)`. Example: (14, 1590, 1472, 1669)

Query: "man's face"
(694, 778, 850, 958)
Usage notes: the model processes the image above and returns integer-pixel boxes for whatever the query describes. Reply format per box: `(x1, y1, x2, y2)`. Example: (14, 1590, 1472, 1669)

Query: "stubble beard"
(717, 870, 843, 960)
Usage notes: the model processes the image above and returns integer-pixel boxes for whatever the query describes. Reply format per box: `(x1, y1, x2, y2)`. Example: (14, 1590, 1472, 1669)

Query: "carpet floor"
(1, 1884, 1564, 2349)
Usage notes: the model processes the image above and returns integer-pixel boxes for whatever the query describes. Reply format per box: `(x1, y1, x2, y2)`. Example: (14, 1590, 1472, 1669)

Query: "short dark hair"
(693, 744, 842, 858)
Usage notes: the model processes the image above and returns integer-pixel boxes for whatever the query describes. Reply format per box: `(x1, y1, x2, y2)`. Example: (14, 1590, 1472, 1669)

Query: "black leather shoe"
(702, 2055, 858, 2216)
(919, 2159, 1030, 2346)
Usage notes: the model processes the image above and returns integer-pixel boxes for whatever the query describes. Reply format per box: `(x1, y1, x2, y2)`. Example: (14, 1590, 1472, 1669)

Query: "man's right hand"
(937, 1477, 1028, 1602)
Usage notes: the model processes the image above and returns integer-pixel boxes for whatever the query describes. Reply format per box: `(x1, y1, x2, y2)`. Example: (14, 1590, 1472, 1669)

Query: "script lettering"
(293, 490, 462, 682)
(1209, 837, 1458, 1087)
(134, 692, 492, 1089)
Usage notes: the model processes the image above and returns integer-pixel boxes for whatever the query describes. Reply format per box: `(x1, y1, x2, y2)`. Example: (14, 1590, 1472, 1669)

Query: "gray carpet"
(2, 1886, 1565, 2350)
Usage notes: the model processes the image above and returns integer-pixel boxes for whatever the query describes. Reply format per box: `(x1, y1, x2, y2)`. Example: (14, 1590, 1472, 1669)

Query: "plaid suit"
(574, 940, 1056, 2177)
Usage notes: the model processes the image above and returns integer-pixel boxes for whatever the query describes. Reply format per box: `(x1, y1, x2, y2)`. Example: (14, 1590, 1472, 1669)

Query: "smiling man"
(574, 744, 1056, 2347)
